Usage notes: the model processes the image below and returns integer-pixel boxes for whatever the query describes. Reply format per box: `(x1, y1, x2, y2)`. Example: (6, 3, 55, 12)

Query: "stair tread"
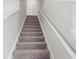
(18, 38, 45, 42)
(13, 49, 50, 55)
(16, 42, 46, 45)
(19, 39, 44, 41)
(24, 24, 40, 26)
(22, 27, 41, 29)
(19, 36, 44, 38)
(19, 36, 45, 41)
(13, 49, 50, 59)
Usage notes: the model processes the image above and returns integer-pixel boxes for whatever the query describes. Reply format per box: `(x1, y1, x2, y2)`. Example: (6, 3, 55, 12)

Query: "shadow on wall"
(19, 0, 26, 20)
(26, 0, 44, 15)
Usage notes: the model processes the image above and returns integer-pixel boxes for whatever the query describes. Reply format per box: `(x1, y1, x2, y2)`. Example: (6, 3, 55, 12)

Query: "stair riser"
(24, 23, 40, 24)
(26, 18, 38, 19)
(13, 56, 50, 59)
(24, 24, 40, 26)
(26, 18, 38, 20)
(25, 20, 39, 22)
(22, 29, 42, 32)
(25, 19, 38, 21)
(18, 38, 45, 42)
(25, 22, 39, 23)
(26, 16, 38, 19)
(22, 28, 42, 30)
(24, 25, 40, 27)
(24, 23, 40, 25)
(16, 43, 47, 49)
(23, 26, 41, 28)
(20, 33, 43, 36)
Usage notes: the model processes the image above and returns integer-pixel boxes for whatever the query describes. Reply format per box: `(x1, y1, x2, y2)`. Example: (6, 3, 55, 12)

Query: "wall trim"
(38, 14, 55, 59)
(38, 10, 76, 59)
(3, 8, 19, 19)
(8, 13, 26, 59)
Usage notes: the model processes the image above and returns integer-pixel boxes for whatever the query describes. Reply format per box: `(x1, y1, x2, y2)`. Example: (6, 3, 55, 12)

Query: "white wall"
(4, 11, 20, 59)
(41, 0, 76, 51)
(38, 0, 76, 59)
(3, 0, 26, 59)
(26, 0, 42, 15)
(38, 12, 75, 59)
(19, 0, 26, 20)
(3, 0, 19, 19)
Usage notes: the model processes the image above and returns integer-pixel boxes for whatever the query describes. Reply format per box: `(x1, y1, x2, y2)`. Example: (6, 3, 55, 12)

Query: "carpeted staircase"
(13, 16, 50, 59)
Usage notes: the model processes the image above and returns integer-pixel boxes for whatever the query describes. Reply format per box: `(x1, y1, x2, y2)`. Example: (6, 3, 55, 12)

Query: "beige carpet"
(13, 16, 50, 59)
